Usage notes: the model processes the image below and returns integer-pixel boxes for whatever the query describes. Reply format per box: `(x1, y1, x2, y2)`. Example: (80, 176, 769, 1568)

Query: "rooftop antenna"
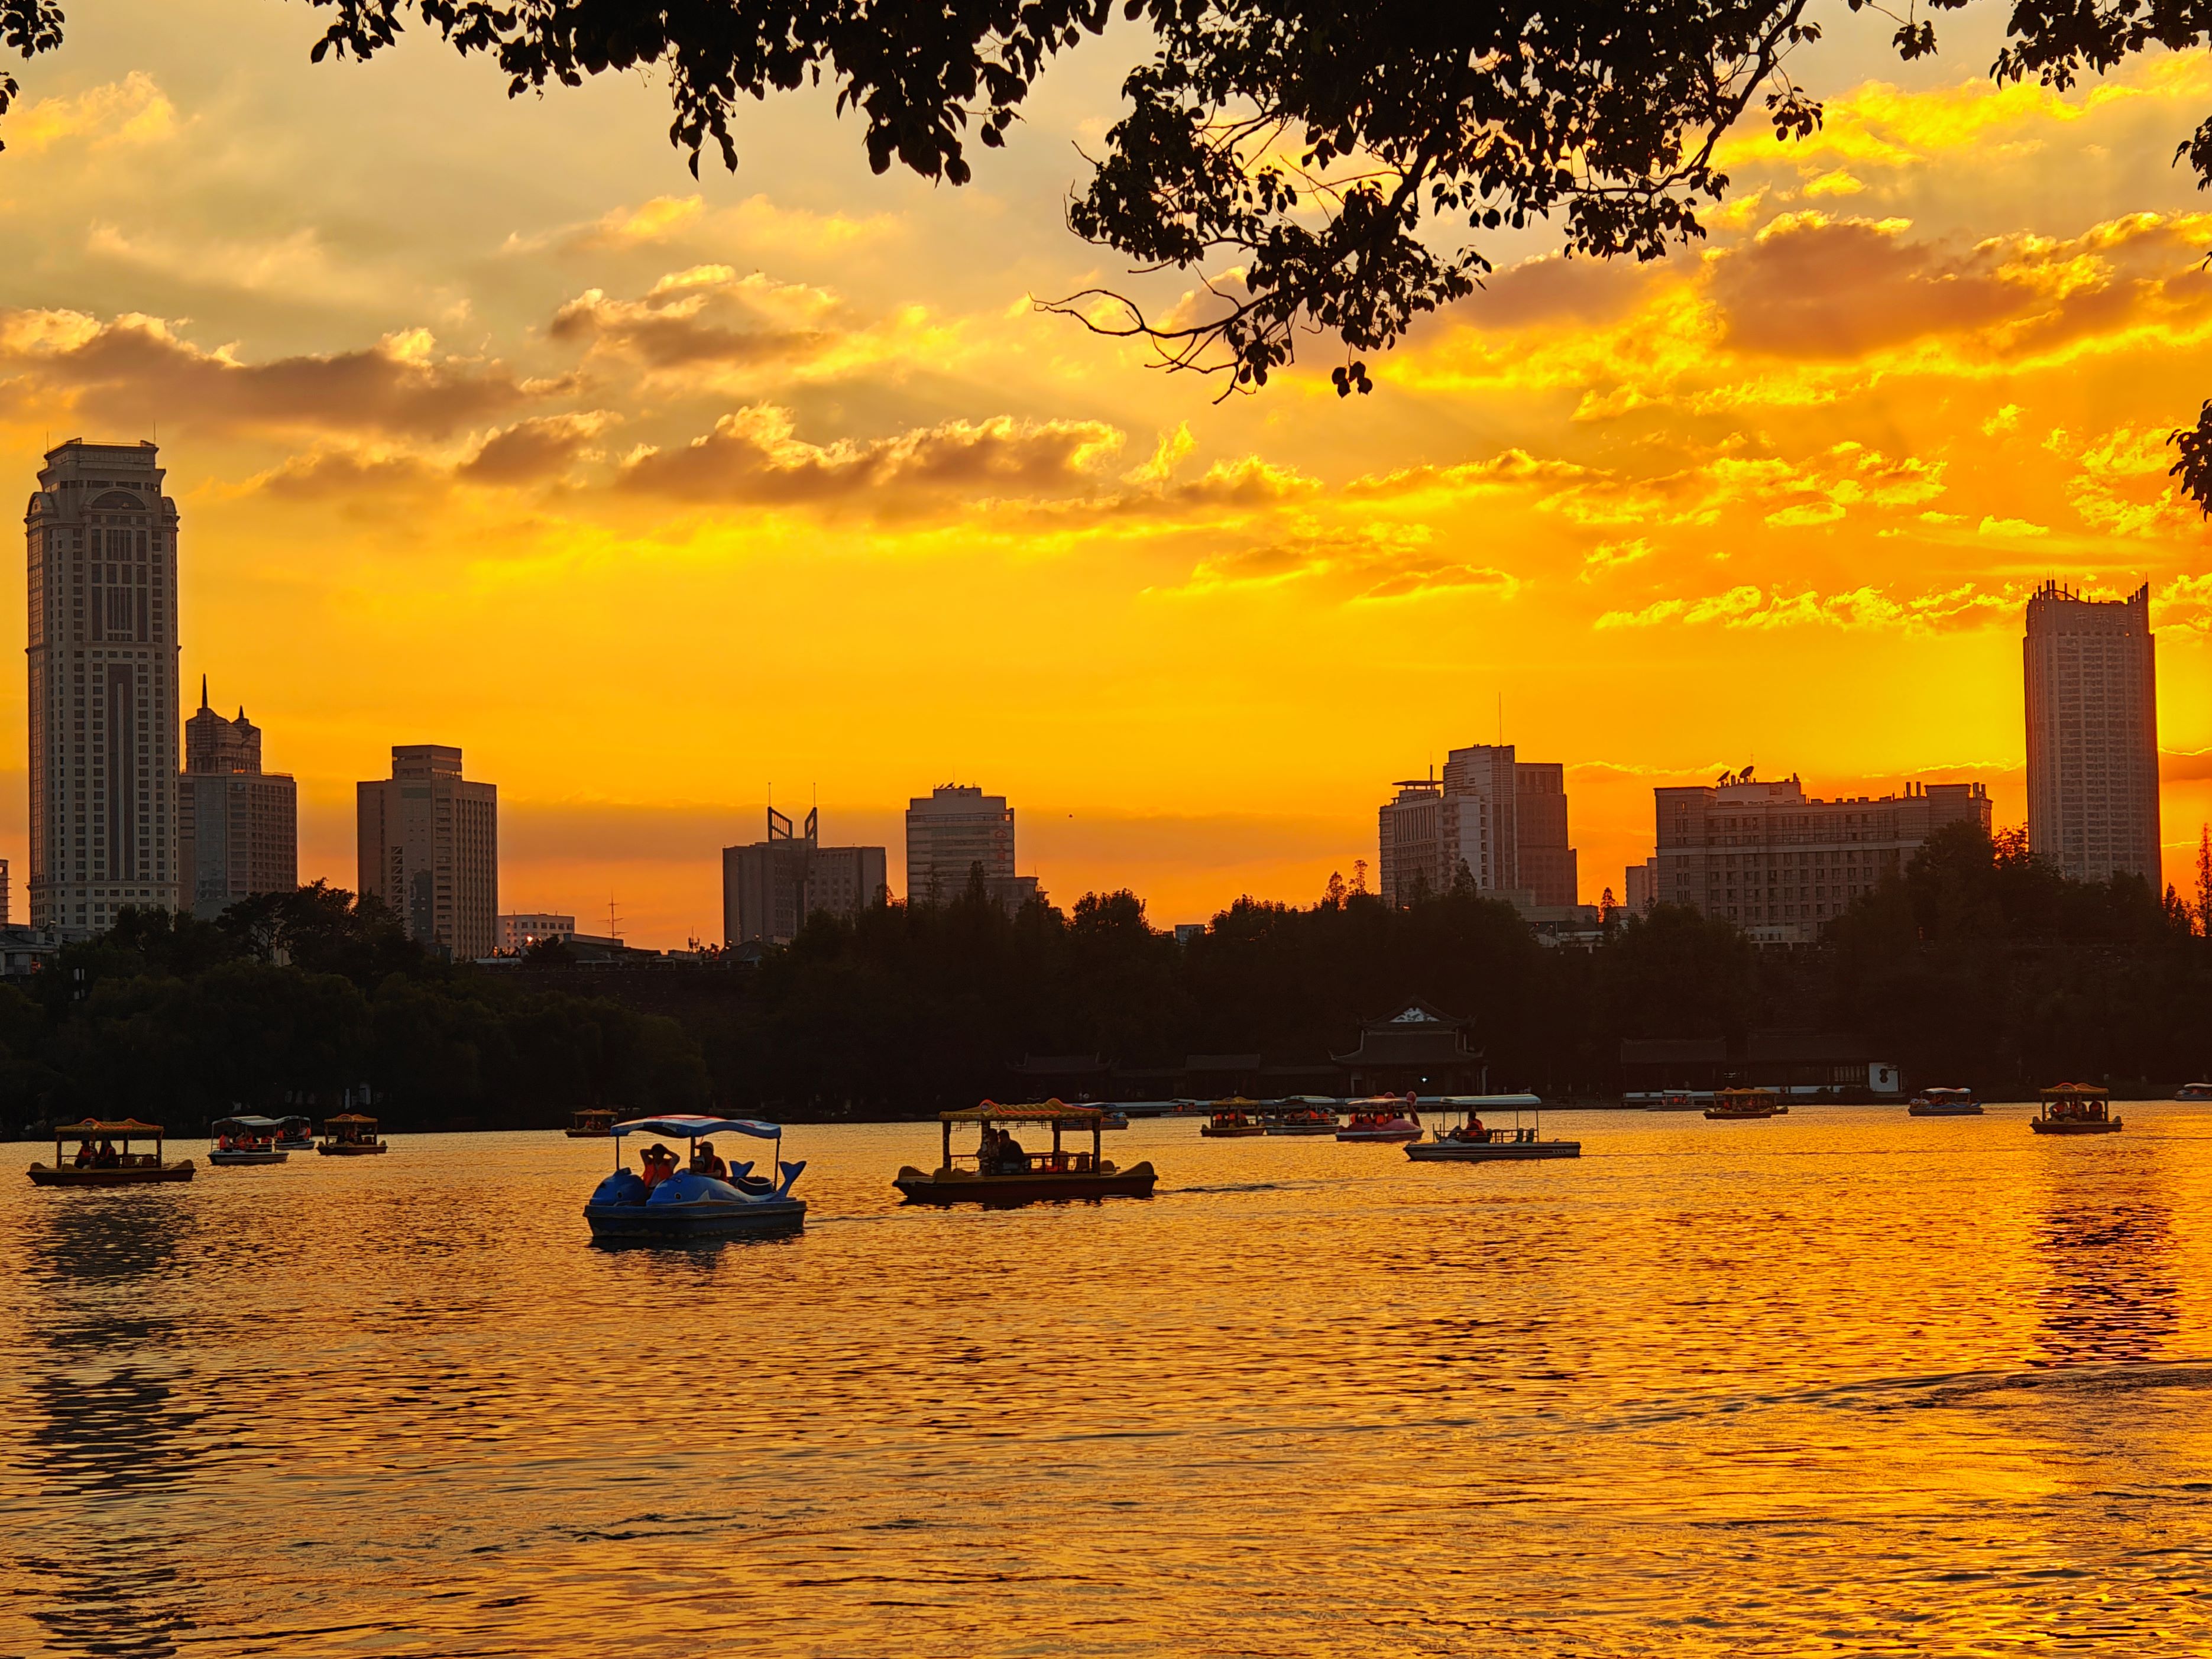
(607, 895, 621, 939)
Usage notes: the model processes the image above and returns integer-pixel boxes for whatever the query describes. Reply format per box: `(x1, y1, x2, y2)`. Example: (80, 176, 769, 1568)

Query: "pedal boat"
(1199, 1097, 1267, 1138)
(566, 1107, 617, 1138)
(1337, 1095, 1423, 1142)
(1705, 1087, 1787, 1120)
(209, 1115, 290, 1166)
(271, 1113, 313, 1151)
(895, 1100, 1156, 1205)
(1405, 1096, 1579, 1162)
(1263, 1098, 1340, 1136)
(318, 1113, 390, 1155)
(2177, 1083, 2212, 1103)
(585, 1114, 805, 1240)
(2030, 1083, 2123, 1135)
(29, 1119, 195, 1186)
(1908, 1087, 1983, 1117)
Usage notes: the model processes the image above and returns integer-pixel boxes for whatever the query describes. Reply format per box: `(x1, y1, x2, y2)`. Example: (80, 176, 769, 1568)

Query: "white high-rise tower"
(24, 439, 183, 935)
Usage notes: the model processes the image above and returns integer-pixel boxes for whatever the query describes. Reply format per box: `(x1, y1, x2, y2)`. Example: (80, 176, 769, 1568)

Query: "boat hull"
(273, 1138, 312, 1152)
(208, 1149, 289, 1165)
(1705, 1109, 1783, 1120)
(1265, 1124, 1337, 1136)
(1336, 1127, 1422, 1142)
(1198, 1126, 1264, 1138)
(28, 1161, 195, 1186)
(893, 1164, 1157, 1205)
(585, 1196, 807, 1240)
(2030, 1119, 2124, 1135)
(1908, 1103, 1984, 1116)
(1406, 1140, 1581, 1162)
(317, 1142, 388, 1155)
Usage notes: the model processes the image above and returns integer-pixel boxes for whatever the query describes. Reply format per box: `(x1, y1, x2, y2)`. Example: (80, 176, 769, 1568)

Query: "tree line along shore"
(0, 821, 2205, 1139)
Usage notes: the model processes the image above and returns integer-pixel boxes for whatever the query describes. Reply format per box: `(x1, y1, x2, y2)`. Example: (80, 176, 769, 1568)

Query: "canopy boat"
(1337, 1095, 1424, 1142)
(317, 1113, 388, 1156)
(2030, 1083, 2123, 1136)
(2177, 1083, 2212, 1103)
(1095, 1107, 1131, 1131)
(28, 1119, 195, 1186)
(1263, 1099, 1340, 1136)
(584, 1114, 806, 1240)
(895, 1100, 1157, 1205)
(1199, 1097, 1266, 1138)
(1646, 1091, 1702, 1112)
(209, 1115, 290, 1165)
(272, 1114, 313, 1151)
(566, 1107, 617, 1138)
(1908, 1087, 1983, 1117)
(1705, 1087, 1787, 1121)
(1405, 1096, 1579, 1162)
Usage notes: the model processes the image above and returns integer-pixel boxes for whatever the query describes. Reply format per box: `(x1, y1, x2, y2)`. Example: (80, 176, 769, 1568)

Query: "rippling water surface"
(7, 1104, 2212, 1655)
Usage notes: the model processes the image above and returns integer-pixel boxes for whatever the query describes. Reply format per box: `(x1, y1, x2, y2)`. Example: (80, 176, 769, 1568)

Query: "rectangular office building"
(1651, 773, 1991, 944)
(2024, 581, 2161, 885)
(724, 808, 888, 944)
(358, 745, 498, 960)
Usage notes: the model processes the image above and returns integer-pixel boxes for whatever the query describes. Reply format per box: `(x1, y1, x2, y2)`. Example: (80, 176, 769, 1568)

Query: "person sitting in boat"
(995, 1129, 1029, 1174)
(95, 1139, 119, 1168)
(642, 1144, 675, 1190)
(690, 1140, 728, 1180)
(73, 1139, 94, 1168)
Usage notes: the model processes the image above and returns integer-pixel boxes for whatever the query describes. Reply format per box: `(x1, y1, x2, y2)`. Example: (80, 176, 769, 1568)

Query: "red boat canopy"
(53, 1118, 164, 1136)
(942, 1099, 1106, 1125)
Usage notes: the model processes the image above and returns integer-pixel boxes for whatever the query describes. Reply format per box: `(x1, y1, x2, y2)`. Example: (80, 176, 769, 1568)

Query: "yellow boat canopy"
(941, 1099, 1105, 1125)
(53, 1118, 164, 1136)
(324, 1113, 378, 1125)
(2042, 1083, 2109, 1100)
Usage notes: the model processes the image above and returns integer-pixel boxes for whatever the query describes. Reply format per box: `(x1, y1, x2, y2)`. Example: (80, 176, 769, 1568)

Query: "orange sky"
(4, 2, 2211, 942)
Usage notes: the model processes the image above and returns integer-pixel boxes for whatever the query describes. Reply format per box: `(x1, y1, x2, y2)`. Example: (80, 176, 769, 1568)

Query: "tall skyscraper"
(24, 439, 182, 936)
(1378, 744, 1578, 907)
(2025, 581, 2162, 885)
(723, 807, 888, 945)
(1650, 773, 1991, 944)
(906, 783, 1040, 911)
(178, 679, 300, 919)
(357, 745, 498, 960)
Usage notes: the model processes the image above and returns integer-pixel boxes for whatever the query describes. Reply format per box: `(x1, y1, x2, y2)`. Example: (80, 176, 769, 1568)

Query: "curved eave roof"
(942, 1099, 1105, 1123)
(54, 1118, 165, 1135)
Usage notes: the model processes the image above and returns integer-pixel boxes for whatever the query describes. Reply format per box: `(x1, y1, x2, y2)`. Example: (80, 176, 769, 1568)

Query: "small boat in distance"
(318, 1113, 389, 1156)
(209, 1115, 290, 1165)
(2177, 1083, 2212, 1102)
(1337, 1095, 1423, 1142)
(895, 1100, 1157, 1204)
(1908, 1087, 1983, 1117)
(2030, 1083, 2123, 1136)
(1705, 1088, 1787, 1121)
(584, 1114, 806, 1240)
(1405, 1096, 1579, 1162)
(566, 1107, 617, 1138)
(1264, 1100, 1340, 1136)
(1200, 1100, 1265, 1137)
(28, 1119, 195, 1186)
(272, 1114, 313, 1151)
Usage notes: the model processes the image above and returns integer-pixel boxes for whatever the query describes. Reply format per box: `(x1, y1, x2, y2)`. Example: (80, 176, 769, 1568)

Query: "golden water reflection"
(1, 1106, 2210, 1655)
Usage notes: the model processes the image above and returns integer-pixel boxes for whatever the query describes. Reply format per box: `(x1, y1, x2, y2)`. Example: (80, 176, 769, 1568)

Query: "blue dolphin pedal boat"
(584, 1114, 807, 1242)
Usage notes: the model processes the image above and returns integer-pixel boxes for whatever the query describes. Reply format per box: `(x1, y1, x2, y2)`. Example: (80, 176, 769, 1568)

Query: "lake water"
(6, 1104, 2212, 1656)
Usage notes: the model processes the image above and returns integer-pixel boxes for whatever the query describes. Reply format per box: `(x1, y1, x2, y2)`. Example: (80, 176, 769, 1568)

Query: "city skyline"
(5, 9, 2212, 943)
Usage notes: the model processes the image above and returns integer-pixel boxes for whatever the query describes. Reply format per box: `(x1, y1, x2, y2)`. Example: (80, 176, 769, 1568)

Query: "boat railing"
(953, 1149, 1101, 1175)
(1443, 1126, 1539, 1145)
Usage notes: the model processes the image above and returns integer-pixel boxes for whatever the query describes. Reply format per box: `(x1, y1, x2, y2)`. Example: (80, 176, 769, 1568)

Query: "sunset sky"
(5, 0, 2212, 943)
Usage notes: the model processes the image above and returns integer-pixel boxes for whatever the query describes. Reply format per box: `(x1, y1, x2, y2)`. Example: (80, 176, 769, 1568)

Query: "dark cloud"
(1711, 211, 2212, 362)
(1711, 215, 2016, 358)
(616, 407, 1121, 508)
(1450, 250, 1654, 330)
(458, 412, 617, 485)
(0, 310, 565, 438)
(255, 449, 443, 501)
(549, 270, 835, 371)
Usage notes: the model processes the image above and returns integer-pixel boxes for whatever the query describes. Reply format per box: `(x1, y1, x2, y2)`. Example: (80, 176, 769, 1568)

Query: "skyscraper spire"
(200, 673, 209, 711)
